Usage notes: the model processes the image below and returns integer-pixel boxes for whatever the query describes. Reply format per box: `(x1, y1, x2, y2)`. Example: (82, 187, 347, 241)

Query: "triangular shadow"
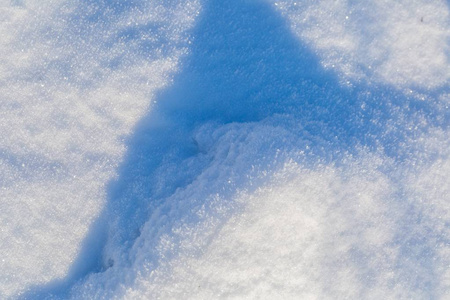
(19, 0, 444, 298)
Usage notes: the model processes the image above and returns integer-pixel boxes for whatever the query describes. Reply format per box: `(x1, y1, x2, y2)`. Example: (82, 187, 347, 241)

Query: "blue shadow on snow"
(20, 0, 446, 298)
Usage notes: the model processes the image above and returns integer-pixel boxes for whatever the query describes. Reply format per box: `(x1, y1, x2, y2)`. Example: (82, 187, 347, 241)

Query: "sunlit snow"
(1, 0, 449, 299)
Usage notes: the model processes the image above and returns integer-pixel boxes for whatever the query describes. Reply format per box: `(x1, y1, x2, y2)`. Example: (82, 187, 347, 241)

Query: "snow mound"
(1, 0, 449, 299)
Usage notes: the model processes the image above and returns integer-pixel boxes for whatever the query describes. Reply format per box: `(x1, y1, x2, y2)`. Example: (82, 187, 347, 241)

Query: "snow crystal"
(1, 0, 449, 299)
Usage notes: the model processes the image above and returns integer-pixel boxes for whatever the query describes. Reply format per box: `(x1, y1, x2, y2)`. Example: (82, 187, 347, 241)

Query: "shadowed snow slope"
(2, 0, 449, 299)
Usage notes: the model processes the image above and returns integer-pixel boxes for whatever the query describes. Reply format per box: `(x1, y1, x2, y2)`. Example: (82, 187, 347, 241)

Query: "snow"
(273, 0, 450, 90)
(1, 0, 449, 299)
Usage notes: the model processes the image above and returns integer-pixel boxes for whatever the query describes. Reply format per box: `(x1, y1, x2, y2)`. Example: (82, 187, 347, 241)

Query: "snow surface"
(1, 0, 449, 299)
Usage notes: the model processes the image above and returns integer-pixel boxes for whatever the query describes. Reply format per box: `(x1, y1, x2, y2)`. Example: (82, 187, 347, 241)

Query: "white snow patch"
(1, 0, 449, 299)
(271, 0, 450, 91)
(0, 0, 200, 297)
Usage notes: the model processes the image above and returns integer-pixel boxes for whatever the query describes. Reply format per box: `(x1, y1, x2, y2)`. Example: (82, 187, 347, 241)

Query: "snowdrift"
(1, 0, 449, 299)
